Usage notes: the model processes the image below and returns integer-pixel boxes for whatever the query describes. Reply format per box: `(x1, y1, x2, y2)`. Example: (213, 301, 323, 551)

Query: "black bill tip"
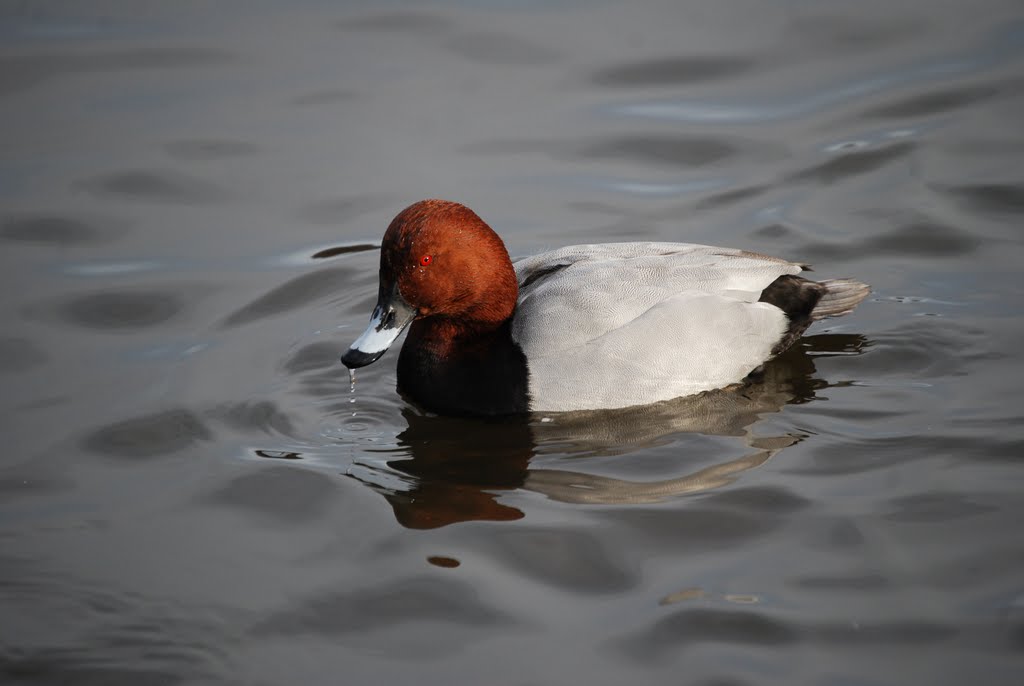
(341, 347, 386, 369)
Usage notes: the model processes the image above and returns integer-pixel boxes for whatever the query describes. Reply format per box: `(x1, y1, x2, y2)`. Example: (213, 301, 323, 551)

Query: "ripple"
(296, 193, 394, 226)
(163, 139, 260, 160)
(283, 341, 338, 375)
(695, 184, 770, 210)
(944, 182, 1024, 215)
(861, 84, 998, 120)
(598, 178, 722, 196)
(614, 609, 960, 662)
(611, 98, 795, 124)
(824, 140, 871, 153)
(795, 215, 980, 260)
(211, 400, 296, 438)
(842, 319, 989, 378)
(1, 656, 184, 686)
(78, 169, 227, 205)
(480, 527, 636, 593)
(577, 134, 739, 167)
(252, 449, 302, 461)
(788, 142, 914, 184)
(60, 261, 164, 277)
(221, 267, 354, 327)
(0, 470, 72, 499)
(336, 11, 453, 33)
(792, 573, 891, 591)
(751, 223, 791, 239)
(0, 337, 47, 373)
(608, 23, 1024, 124)
(591, 55, 753, 87)
(80, 409, 212, 459)
(615, 608, 800, 660)
(883, 492, 997, 523)
(700, 486, 811, 515)
(53, 290, 183, 330)
(798, 431, 1024, 477)
(812, 619, 959, 646)
(320, 398, 399, 435)
(0, 47, 231, 96)
(445, 31, 561, 66)
(0, 215, 114, 245)
(253, 575, 518, 648)
(784, 13, 919, 52)
(594, 506, 780, 550)
(199, 465, 336, 523)
(288, 89, 356, 107)
(0, 558, 232, 684)
(458, 138, 554, 156)
(861, 221, 980, 256)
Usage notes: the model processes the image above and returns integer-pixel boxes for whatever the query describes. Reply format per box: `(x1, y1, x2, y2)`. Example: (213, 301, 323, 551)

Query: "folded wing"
(512, 242, 803, 411)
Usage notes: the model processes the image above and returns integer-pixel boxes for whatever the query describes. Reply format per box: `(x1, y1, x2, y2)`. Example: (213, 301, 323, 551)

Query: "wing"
(511, 242, 802, 411)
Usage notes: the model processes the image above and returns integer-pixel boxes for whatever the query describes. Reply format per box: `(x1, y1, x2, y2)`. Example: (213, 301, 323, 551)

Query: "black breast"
(397, 319, 531, 416)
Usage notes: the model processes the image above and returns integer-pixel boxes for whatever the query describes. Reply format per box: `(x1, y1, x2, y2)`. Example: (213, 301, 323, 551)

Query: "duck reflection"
(349, 333, 866, 529)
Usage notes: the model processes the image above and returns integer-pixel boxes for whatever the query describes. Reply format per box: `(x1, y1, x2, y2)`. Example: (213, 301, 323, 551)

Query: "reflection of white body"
(524, 437, 794, 505)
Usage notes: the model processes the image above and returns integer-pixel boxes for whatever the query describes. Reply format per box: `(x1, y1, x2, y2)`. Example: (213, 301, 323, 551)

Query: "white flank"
(511, 242, 800, 411)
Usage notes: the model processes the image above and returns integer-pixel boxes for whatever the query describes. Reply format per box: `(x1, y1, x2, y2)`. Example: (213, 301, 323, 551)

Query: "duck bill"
(341, 284, 417, 369)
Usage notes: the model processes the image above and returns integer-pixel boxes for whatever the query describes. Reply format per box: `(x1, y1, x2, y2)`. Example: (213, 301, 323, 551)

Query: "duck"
(341, 199, 869, 416)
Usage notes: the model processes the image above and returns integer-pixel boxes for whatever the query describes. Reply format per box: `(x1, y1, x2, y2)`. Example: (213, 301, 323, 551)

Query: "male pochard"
(341, 199, 869, 416)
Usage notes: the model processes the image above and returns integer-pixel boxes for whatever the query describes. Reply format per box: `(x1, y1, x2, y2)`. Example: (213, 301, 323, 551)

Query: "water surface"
(2, 1, 1023, 684)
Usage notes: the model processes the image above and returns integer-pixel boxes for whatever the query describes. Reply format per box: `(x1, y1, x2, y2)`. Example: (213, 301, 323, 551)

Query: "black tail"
(759, 275, 870, 356)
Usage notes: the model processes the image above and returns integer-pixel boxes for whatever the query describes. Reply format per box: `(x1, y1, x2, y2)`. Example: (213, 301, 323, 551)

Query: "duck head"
(341, 199, 518, 369)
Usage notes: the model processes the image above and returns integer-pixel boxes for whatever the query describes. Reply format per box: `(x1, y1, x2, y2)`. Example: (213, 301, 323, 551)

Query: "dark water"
(2, 1, 1024, 684)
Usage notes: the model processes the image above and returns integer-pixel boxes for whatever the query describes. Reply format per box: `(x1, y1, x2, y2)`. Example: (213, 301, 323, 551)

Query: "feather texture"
(512, 242, 804, 411)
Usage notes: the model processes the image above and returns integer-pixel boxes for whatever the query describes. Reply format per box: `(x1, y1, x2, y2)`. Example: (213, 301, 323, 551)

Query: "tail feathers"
(812, 279, 871, 320)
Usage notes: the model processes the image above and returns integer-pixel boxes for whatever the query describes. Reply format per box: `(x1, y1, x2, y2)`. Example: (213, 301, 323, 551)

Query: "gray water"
(2, 1, 1024, 684)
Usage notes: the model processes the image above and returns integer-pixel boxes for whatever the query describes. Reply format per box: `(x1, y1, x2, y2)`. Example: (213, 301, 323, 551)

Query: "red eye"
(419, 254, 432, 266)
